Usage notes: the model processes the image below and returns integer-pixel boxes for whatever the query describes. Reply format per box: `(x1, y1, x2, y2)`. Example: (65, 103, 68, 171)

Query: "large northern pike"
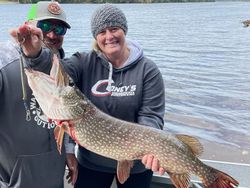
(25, 55, 239, 188)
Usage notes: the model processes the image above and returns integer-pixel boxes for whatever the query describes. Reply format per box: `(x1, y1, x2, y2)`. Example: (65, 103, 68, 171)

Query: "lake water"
(0, 2, 249, 163)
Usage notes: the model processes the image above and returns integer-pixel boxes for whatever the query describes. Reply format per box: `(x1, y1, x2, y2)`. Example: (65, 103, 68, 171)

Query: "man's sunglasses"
(37, 21, 67, 36)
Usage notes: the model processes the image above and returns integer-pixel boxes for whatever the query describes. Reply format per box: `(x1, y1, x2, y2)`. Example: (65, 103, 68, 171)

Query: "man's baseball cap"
(27, 1, 71, 28)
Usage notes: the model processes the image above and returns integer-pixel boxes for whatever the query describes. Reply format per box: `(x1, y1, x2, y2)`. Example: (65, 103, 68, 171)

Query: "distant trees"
(19, 0, 215, 3)
(5, 0, 19, 2)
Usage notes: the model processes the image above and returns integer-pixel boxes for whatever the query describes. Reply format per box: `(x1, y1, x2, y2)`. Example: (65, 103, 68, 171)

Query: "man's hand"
(66, 153, 78, 185)
(9, 23, 43, 58)
(142, 154, 165, 176)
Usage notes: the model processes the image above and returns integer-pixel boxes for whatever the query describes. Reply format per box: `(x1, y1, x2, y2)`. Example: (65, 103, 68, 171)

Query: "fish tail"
(202, 168, 239, 188)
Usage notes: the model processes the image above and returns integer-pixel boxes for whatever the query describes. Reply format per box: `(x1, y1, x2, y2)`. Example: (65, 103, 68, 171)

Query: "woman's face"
(96, 27, 126, 59)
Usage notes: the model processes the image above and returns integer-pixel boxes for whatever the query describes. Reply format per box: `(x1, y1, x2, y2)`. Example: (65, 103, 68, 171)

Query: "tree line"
(17, 0, 215, 3)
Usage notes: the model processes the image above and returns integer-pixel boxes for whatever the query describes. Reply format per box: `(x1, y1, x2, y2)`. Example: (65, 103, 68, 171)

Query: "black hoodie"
(32, 40, 165, 174)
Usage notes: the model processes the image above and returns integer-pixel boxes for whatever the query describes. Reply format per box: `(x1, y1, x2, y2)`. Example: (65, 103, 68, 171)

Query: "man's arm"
(9, 24, 43, 58)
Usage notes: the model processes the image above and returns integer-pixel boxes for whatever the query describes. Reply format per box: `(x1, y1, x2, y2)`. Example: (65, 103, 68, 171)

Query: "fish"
(24, 55, 239, 188)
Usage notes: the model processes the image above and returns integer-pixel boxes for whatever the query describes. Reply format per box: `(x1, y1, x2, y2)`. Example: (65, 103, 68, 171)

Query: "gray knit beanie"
(91, 4, 128, 38)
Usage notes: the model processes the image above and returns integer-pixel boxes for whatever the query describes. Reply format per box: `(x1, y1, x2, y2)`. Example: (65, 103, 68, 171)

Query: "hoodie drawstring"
(106, 62, 113, 92)
(118, 71, 123, 87)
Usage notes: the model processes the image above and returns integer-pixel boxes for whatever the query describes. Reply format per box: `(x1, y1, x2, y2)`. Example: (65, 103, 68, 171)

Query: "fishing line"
(17, 30, 58, 121)
(18, 34, 31, 121)
(18, 31, 59, 150)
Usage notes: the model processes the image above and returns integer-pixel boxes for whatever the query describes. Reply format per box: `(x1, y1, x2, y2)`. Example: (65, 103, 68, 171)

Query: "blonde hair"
(92, 40, 102, 52)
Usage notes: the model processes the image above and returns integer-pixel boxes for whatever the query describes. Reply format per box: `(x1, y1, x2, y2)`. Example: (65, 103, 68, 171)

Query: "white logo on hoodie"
(91, 79, 136, 97)
(29, 96, 56, 129)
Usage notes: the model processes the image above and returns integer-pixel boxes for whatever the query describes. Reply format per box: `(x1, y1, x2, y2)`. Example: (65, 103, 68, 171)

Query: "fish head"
(25, 55, 86, 120)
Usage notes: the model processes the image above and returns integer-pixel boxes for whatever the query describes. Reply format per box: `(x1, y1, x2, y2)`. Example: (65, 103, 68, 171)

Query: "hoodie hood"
(96, 39, 144, 71)
(96, 39, 144, 91)
(0, 41, 20, 70)
(120, 39, 143, 69)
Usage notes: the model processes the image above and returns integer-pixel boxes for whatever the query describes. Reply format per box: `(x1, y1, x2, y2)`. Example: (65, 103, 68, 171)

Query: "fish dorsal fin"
(50, 54, 69, 87)
(176, 134, 203, 157)
(116, 160, 134, 184)
(50, 54, 58, 79)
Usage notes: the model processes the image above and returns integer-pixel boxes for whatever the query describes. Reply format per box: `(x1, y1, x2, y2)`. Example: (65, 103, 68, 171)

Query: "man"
(27, 1, 70, 57)
(0, 1, 77, 188)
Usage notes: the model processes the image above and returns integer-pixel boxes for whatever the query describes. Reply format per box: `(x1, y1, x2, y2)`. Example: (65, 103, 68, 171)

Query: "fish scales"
(24, 55, 239, 188)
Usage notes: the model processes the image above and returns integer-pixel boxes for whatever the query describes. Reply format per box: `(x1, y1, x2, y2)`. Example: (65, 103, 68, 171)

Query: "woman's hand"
(9, 22, 43, 58)
(142, 154, 165, 175)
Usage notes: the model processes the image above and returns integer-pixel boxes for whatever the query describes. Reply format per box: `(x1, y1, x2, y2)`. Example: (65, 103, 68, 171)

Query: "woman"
(72, 4, 165, 188)
(12, 4, 165, 188)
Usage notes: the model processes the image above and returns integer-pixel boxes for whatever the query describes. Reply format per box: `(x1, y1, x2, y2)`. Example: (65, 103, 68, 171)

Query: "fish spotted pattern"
(24, 55, 239, 188)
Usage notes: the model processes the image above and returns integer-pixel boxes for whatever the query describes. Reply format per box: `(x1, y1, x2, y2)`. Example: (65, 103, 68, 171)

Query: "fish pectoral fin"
(52, 54, 69, 87)
(54, 123, 66, 155)
(54, 126, 60, 141)
(167, 172, 190, 188)
(56, 127, 65, 155)
(116, 160, 134, 184)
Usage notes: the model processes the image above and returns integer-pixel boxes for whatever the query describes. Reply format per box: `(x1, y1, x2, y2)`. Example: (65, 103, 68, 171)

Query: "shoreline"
(0, 0, 216, 3)
(0, 1, 18, 3)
